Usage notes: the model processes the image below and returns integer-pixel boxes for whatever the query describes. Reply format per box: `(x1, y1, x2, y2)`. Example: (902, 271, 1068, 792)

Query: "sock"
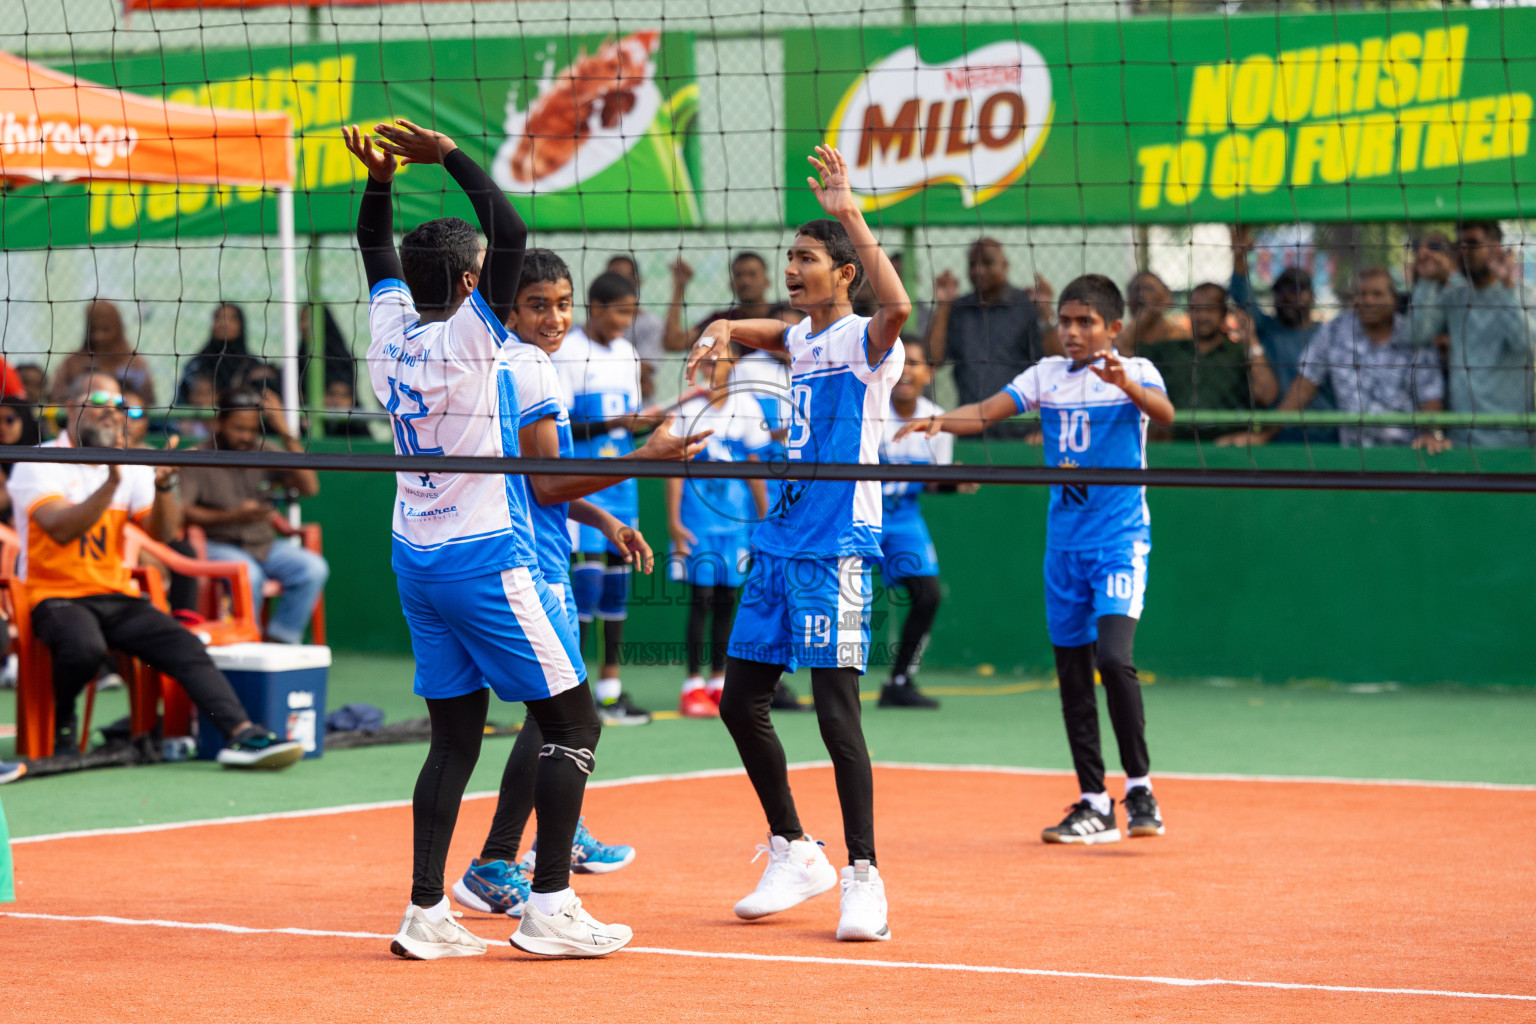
(1125, 776, 1152, 795)
(528, 887, 573, 917)
(421, 895, 452, 922)
(682, 675, 705, 694)
(595, 677, 621, 704)
(1082, 791, 1112, 816)
(706, 674, 725, 696)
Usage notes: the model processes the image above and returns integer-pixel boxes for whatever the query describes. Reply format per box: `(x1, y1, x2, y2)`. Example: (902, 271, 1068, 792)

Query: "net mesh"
(0, 0, 1534, 487)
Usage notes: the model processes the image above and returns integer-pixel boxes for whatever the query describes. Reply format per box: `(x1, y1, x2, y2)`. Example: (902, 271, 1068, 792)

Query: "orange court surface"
(4, 764, 1533, 1023)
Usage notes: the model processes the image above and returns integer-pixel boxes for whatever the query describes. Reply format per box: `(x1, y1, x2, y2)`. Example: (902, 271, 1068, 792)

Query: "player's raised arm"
(519, 412, 711, 506)
(894, 390, 1020, 440)
(373, 118, 528, 324)
(1088, 350, 1175, 424)
(685, 318, 788, 383)
(807, 145, 911, 362)
(345, 125, 403, 289)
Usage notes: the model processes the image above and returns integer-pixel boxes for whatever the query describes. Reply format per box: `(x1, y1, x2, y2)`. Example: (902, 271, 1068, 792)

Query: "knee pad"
(571, 563, 603, 623)
(539, 743, 596, 775)
(596, 566, 630, 620)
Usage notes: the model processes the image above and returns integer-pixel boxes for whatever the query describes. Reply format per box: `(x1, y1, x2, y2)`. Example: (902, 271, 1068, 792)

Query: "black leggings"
(686, 585, 737, 676)
(1053, 615, 1150, 796)
(888, 575, 940, 681)
(718, 656, 875, 865)
(411, 681, 601, 906)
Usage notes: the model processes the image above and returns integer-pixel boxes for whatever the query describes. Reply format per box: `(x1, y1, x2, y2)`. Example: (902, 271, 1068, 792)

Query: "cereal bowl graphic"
(493, 31, 661, 193)
(827, 40, 1054, 210)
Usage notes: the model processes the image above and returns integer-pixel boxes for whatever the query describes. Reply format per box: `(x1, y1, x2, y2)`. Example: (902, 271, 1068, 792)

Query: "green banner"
(784, 8, 1536, 226)
(0, 31, 699, 247)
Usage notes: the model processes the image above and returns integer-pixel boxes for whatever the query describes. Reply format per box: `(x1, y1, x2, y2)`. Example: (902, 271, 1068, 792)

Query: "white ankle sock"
(1082, 791, 1112, 816)
(595, 678, 621, 703)
(706, 674, 725, 695)
(421, 896, 452, 923)
(681, 675, 705, 694)
(528, 887, 572, 917)
(1125, 776, 1151, 795)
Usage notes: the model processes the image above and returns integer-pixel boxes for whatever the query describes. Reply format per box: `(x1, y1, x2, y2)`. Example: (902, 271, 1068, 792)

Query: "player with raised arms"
(348, 120, 677, 960)
(897, 273, 1175, 845)
(685, 145, 909, 942)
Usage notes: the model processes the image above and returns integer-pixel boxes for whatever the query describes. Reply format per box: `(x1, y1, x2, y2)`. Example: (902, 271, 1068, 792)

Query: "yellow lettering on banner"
(144, 184, 178, 221)
(179, 185, 210, 216)
(1209, 132, 1250, 199)
(1356, 112, 1397, 177)
(1312, 44, 1360, 119)
(1382, 32, 1422, 110)
(1354, 38, 1384, 114)
(1491, 92, 1533, 159)
(1420, 103, 1460, 169)
(1249, 127, 1287, 193)
(1291, 123, 1331, 185)
(1166, 140, 1206, 204)
(89, 185, 124, 234)
(1461, 95, 1499, 163)
(1399, 109, 1427, 173)
(1186, 63, 1232, 136)
(1136, 145, 1172, 208)
(1321, 120, 1355, 182)
(108, 187, 139, 230)
(1274, 48, 1318, 124)
(1418, 27, 1469, 104)
(319, 137, 363, 186)
(1232, 56, 1274, 129)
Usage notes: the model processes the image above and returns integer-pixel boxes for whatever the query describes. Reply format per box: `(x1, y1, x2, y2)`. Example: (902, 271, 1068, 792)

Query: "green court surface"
(2, 655, 1533, 839)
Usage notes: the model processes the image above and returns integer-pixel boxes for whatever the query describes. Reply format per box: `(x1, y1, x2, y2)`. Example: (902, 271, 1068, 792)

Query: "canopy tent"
(0, 50, 301, 431)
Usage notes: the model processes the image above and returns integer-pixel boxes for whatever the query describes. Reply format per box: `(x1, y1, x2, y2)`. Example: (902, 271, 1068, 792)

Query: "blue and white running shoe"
(451, 858, 531, 917)
(525, 817, 637, 875)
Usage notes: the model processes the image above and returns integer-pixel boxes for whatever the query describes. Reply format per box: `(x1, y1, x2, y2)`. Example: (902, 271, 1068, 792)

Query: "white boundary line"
(12, 760, 1535, 846)
(0, 910, 1529, 1003)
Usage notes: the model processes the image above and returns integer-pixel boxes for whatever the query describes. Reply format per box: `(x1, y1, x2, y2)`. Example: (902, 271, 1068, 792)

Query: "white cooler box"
(196, 643, 331, 760)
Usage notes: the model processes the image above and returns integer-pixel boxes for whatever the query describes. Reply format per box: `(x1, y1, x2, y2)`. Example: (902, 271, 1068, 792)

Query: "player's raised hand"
(637, 415, 713, 461)
(373, 119, 458, 166)
(1087, 349, 1129, 390)
(610, 523, 655, 574)
(933, 270, 961, 304)
(686, 321, 730, 384)
(343, 125, 396, 182)
(807, 145, 858, 220)
(892, 415, 938, 442)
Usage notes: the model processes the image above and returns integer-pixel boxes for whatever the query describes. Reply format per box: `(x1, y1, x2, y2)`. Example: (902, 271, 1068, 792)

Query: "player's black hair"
(399, 216, 481, 312)
(794, 218, 865, 297)
(731, 251, 767, 269)
(517, 248, 573, 297)
(1459, 219, 1503, 242)
(1058, 273, 1124, 324)
(901, 336, 931, 362)
(588, 270, 638, 305)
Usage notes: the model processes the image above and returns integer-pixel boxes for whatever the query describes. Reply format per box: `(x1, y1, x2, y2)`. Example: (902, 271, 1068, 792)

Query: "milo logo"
(827, 41, 1054, 210)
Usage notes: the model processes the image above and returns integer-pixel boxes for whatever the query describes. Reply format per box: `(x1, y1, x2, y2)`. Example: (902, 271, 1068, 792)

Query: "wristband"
(156, 472, 180, 493)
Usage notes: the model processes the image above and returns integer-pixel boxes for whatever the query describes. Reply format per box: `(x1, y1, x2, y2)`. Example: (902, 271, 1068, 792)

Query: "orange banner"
(0, 51, 292, 187)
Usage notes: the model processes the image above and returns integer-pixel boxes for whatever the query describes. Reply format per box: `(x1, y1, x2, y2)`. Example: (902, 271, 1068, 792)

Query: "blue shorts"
(668, 531, 751, 588)
(398, 566, 586, 703)
(1043, 541, 1151, 647)
(544, 571, 580, 633)
(728, 550, 873, 672)
(879, 520, 939, 583)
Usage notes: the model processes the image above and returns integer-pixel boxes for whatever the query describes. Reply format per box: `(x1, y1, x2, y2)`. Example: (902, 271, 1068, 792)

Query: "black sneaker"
(1041, 800, 1121, 845)
(770, 679, 810, 712)
(1124, 787, 1165, 837)
(597, 693, 652, 726)
(878, 677, 940, 709)
(216, 727, 304, 770)
(53, 720, 80, 757)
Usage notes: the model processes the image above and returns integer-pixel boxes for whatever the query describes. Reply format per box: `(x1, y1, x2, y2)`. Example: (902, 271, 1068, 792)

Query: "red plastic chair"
(183, 512, 326, 644)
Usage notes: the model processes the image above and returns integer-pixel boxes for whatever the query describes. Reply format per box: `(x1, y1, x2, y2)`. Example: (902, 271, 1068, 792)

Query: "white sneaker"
(511, 893, 633, 957)
(389, 903, 489, 960)
(733, 834, 839, 920)
(836, 860, 890, 941)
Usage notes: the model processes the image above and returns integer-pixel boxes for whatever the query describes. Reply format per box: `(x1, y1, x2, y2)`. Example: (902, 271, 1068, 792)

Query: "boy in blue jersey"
(685, 146, 910, 943)
(899, 274, 1176, 845)
(348, 121, 634, 960)
(453, 250, 707, 917)
(666, 342, 771, 718)
(556, 273, 666, 726)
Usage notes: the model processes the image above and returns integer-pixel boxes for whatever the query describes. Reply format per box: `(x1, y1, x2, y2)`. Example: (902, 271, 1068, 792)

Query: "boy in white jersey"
(685, 146, 910, 942)
(453, 250, 707, 917)
(666, 342, 771, 717)
(347, 120, 630, 960)
(898, 274, 1175, 844)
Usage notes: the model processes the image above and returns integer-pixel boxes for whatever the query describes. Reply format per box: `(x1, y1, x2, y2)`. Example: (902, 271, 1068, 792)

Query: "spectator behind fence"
(322, 378, 373, 438)
(665, 251, 776, 354)
(1222, 269, 1448, 452)
(1115, 271, 1188, 356)
(0, 397, 42, 526)
(926, 238, 1057, 436)
(606, 255, 671, 366)
(1146, 282, 1279, 442)
(179, 388, 327, 645)
(48, 301, 158, 407)
(176, 373, 216, 445)
(1410, 220, 1536, 447)
(178, 303, 261, 405)
(120, 384, 152, 449)
(14, 363, 44, 405)
(6, 373, 301, 767)
(1229, 226, 1332, 443)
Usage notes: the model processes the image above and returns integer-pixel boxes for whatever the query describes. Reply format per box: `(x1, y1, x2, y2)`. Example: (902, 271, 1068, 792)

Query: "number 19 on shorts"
(803, 614, 831, 647)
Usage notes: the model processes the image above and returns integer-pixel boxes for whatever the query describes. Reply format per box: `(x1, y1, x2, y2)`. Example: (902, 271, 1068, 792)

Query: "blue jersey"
(514, 337, 577, 580)
(675, 390, 774, 536)
(1002, 355, 1166, 551)
(879, 395, 953, 533)
(750, 314, 905, 559)
(366, 279, 557, 581)
(555, 325, 642, 517)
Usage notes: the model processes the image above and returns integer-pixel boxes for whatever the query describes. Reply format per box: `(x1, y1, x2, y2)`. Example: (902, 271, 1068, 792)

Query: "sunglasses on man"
(83, 390, 146, 419)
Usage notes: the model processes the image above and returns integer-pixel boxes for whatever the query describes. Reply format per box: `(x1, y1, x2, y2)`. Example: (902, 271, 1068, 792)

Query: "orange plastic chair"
(183, 512, 326, 644)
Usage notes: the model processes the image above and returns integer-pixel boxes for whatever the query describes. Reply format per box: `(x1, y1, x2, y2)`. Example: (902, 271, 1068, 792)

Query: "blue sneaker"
(0, 760, 26, 785)
(451, 858, 531, 917)
(526, 817, 637, 875)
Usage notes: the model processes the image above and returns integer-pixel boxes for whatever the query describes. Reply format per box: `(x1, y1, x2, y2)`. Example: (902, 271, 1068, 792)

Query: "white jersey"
(750, 314, 904, 559)
(367, 278, 563, 581)
(879, 396, 953, 531)
(730, 349, 791, 433)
